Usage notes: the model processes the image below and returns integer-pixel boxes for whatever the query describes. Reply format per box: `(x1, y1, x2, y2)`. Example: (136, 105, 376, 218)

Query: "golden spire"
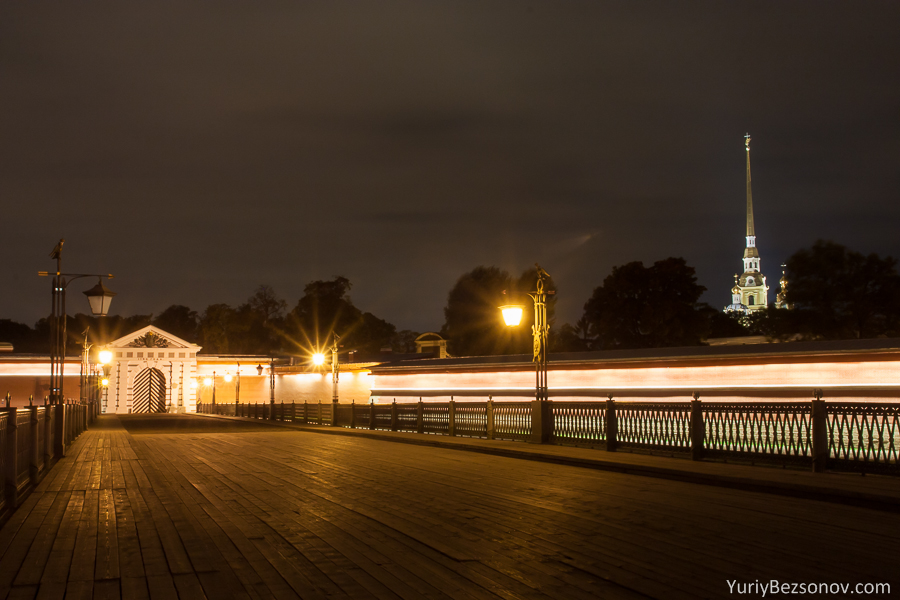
(745, 133, 754, 238)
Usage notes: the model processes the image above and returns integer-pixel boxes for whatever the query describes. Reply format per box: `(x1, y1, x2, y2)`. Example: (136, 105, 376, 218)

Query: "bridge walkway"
(0, 414, 896, 599)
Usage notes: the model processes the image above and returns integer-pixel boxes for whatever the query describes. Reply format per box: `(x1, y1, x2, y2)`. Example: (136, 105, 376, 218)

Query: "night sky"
(3, 2, 899, 333)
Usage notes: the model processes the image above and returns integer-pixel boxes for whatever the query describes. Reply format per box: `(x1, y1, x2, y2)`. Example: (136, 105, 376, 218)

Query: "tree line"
(0, 280, 400, 358)
(2, 240, 899, 358)
(440, 240, 900, 355)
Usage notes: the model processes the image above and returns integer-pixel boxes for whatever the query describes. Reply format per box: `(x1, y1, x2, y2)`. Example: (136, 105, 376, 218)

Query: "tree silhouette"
(583, 257, 707, 349)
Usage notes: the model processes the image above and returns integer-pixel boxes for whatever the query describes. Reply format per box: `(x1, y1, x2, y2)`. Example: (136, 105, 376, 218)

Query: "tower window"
(748, 296, 755, 306)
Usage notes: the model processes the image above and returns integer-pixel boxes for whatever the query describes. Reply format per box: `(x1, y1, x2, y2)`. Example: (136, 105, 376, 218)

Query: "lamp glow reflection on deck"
(500, 305, 524, 327)
(224, 373, 233, 382)
(312, 353, 326, 366)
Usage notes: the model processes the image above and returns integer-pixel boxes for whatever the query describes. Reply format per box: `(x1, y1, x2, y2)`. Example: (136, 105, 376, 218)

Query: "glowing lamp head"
(82, 279, 116, 317)
(190, 379, 198, 389)
(98, 350, 113, 365)
(203, 377, 213, 386)
(312, 353, 326, 366)
(500, 305, 524, 327)
(224, 373, 233, 383)
(101, 378, 109, 387)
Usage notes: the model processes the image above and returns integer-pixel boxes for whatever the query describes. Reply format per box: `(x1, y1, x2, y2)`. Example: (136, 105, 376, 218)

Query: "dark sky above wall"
(2, 2, 899, 332)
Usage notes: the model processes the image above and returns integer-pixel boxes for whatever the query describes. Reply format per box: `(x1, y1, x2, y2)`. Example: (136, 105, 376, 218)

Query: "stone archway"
(133, 368, 167, 413)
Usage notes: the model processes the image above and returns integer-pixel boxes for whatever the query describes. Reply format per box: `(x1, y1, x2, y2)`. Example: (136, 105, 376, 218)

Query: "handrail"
(0, 399, 93, 524)
(197, 397, 900, 476)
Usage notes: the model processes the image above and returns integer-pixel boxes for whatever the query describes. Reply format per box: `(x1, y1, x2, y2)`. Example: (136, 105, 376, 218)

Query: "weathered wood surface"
(0, 414, 896, 599)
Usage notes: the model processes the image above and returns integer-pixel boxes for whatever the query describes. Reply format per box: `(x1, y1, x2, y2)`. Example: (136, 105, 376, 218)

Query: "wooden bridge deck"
(0, 414, 896, 600)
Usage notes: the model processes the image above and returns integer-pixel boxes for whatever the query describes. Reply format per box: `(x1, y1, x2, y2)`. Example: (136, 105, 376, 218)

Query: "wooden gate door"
(133, 368, 167, 413)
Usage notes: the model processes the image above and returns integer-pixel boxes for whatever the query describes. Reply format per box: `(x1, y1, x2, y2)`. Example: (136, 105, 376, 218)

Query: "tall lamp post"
(312, 333, 341, 404)
(98, 348, 112, 416)
(39, 239, 115, 405)
(269, 358, 276, 406)
(331, 334, 341, 404)
(499, 264, 553, 403)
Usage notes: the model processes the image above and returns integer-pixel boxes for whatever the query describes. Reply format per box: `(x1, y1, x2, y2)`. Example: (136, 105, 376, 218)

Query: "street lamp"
(38, 239, 115, 404)
(500, 264, 553, 403)
(331, 333, 341, 404)
(97, 346, 112, 414)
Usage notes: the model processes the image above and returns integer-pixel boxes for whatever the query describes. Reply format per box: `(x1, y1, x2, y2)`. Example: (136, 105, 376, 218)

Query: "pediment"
(107, 325, 200, 351)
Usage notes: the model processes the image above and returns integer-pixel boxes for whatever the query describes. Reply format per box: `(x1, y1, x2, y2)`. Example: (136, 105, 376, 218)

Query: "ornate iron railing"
(493, 402, 531, 442)
(617, 402, 691, 451)
(197, 398, 900, 475)
(423, 403, 450, 435)
(551, 402, 606, 444)
(827, 403, 900, 473)
(704, 403, 812, 464)
(396, 404, 419, 432)
(454, 403, 487, 438)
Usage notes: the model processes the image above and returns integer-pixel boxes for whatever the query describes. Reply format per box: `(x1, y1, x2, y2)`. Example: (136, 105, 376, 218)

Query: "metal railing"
(196, 397, 900, 475)
(0, 399, 92, 521)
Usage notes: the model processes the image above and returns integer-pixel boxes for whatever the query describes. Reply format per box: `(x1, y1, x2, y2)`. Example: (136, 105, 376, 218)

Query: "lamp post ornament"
(269, 358, 275, 404)
(531, 265, 551, 403)
(500, 263, 553, 403)
(331, 333, 341, 403)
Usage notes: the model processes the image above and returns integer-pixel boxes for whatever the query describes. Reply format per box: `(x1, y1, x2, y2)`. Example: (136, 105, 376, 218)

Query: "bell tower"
(727, 134, 769, 313)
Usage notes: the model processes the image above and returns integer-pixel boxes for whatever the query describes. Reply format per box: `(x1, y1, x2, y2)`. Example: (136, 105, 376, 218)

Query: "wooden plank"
(12, 491, 73, 587)
(172, 573, 208, 600)
(114, 488, 145, 579)
(145, 574, 179, 600)
(95, 487, 120, 581)
(39, 491, 85, 586)
(67, 489, 99, 591)
(64, 580, 93, 600)
(94, 578, 122, 600)
(122, 576, 151, 600)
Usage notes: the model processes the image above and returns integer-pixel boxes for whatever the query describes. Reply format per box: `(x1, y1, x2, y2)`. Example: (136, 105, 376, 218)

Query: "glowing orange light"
(500, 305, 524, 326)
(312, 353, 326, 366)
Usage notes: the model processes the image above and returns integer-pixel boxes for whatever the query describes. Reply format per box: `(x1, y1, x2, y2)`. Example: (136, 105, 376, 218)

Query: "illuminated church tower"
(726, 134, 768, 313)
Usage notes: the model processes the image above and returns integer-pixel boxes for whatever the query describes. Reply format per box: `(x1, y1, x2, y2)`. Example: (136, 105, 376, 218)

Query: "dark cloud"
(2, 1, 899, 333)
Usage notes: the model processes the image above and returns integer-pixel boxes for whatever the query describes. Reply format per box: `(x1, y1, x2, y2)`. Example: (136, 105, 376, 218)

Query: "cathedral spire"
(727, 133, 768, 314)
(745, 133, 754, 238)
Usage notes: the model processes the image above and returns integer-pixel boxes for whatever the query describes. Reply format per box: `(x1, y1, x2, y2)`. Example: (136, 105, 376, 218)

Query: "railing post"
(416, 398, 424, 434)
(5, 407, 19, 508)
(54, 403, 65, 458)
(530, 400, 550, 444)
(486, 396, 494, 440)
(369, 401, 375, 430)
(390, 400, 398, 431)
(30, 405, 39, 486)
(812, 389, 827, 473)
(690, 392, 704, 461)
(44, 405, 52, 468)
(350, 400, 356, 429)
(448, 398, 456, 436)
(606, 395, 617, 452)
